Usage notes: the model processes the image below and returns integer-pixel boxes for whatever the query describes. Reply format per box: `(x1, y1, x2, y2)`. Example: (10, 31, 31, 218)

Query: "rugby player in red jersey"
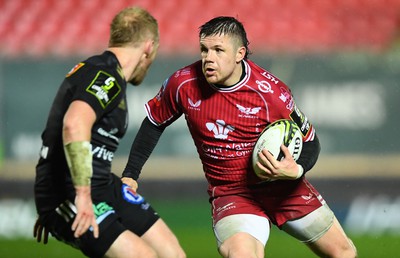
(122, 16, 357, 258)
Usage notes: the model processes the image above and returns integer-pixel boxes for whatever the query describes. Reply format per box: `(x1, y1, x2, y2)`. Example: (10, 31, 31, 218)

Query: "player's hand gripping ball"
(252, 119, 303, 179)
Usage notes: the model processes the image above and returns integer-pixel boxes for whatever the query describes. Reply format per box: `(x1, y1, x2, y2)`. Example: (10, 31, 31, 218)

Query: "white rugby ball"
(252, 119, 303, 179)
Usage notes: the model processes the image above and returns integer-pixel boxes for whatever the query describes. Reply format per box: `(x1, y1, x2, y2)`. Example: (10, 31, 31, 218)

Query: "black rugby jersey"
(35, 51, 128, 209)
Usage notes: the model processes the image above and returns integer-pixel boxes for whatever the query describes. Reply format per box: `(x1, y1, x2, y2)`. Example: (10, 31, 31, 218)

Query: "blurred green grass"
(0, 199, 399, 257)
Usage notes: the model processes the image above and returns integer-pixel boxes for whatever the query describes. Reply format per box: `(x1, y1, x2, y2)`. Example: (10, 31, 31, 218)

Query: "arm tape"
(295, 164, 304, 179)
(64, 141, 93, 186)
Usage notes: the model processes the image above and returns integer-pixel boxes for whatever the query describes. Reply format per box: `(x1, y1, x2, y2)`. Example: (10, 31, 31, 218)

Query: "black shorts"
(37, 174, 159, 258)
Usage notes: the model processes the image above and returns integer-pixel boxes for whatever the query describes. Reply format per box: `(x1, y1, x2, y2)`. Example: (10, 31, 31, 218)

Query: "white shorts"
(213, 204, 334, 247)
(213, 214, 270, 247)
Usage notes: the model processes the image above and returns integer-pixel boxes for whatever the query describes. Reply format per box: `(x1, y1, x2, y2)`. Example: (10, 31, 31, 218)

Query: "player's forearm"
(75, 185, 92, 196)
(63, 124, 93, 187)
(122, 117, 165, 180)
(64, 141, 93, 186)
(62, 101, 96, 186)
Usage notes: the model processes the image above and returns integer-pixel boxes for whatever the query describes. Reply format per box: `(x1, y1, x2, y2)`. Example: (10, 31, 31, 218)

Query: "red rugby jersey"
(145, 59, 315, 197)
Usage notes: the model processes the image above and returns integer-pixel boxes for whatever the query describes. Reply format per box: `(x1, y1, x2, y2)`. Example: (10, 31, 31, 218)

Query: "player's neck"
(107, 47, 143, 81)
(215, 61, 245, 88)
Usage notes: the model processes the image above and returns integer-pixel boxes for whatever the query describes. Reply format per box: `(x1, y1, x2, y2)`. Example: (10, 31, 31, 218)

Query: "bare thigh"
(219, 232, 265, 258)
(141, 219, 186, 258)
(104, 230, 157, 258)
(307, 217, 357, 258)
(104, 219, 185, 258)
(214, 214, 270, 258)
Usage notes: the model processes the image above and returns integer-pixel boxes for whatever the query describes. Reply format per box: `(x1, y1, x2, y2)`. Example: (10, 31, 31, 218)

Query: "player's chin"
(129, 77, 143, 86)
(204, 75, 219, 84)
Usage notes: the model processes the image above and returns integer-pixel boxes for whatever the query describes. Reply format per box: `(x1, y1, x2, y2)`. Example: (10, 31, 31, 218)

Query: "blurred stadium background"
(0, 0, 400, 257)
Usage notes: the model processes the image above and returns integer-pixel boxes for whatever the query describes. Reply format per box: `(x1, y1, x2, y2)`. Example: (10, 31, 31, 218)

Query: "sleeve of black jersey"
(296, 134, 321, 174)
(122, 117, 165, 180)
(67, 65, 123, 119)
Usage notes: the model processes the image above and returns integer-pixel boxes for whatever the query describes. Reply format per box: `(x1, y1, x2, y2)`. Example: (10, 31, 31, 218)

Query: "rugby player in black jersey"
(33, 7, 185, 258)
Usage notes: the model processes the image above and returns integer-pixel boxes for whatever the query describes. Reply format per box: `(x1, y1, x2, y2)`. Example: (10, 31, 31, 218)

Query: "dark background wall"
(1, 54, 399, 161)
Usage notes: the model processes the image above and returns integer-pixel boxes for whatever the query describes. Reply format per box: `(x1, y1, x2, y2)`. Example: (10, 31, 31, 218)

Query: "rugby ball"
(252, 119, 303, 179)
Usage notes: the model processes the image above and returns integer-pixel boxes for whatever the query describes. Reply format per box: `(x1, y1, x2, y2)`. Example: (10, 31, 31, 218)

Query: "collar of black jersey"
(103, 50, 121, 69)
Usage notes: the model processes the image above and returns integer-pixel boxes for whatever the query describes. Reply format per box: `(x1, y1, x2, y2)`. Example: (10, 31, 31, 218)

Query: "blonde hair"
(109, 7, 159, 47)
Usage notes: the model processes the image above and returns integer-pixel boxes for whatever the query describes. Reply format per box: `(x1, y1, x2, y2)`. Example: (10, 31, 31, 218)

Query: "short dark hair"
(199, 16, 251, 59)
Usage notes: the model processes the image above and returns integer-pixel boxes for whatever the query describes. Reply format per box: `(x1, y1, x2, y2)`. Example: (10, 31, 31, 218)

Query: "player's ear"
(236, 46, 246, 63)
(144, 40, 155, 59)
